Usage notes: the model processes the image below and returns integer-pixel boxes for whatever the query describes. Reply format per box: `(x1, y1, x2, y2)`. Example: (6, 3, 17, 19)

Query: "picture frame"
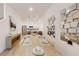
(0, 3, 4, 20)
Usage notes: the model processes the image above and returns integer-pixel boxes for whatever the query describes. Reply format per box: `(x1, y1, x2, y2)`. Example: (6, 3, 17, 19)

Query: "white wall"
(5, 4, 44, 35)
(6, 4, 22, 33)
(21, 18, 44, 31)
(0, 19, 9, 53)
(0, 4, 9, 53)
(0, 4, 22, 53)
(42, 3, 79, 56)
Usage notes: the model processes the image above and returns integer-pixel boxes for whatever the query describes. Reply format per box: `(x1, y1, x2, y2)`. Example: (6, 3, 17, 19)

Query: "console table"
(6, 34, 20, 49)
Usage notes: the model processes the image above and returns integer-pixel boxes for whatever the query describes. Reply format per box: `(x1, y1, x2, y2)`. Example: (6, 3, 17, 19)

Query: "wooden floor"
(0, 35, 61, 56)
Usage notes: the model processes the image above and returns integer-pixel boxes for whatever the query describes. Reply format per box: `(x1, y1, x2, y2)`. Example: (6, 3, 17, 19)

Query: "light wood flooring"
(0, 35, 61, 56)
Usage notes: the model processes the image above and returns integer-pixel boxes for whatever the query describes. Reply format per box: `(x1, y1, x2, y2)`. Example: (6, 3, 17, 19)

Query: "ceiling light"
(66, 10, 70, 13)
(29, 7, 33, 11)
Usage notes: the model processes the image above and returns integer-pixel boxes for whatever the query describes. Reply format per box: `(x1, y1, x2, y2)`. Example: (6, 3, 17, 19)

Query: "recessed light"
(66, 10, 70, 13)
(29, 7, 33, 11)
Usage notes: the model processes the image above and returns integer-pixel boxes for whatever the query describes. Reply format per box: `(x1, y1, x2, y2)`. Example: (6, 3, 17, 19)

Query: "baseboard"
(0, 48, 6, 55)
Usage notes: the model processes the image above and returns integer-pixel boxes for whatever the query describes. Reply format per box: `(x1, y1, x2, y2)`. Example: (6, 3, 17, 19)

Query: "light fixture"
(66, 10, 70, 14)
(29, 7, 33, 11)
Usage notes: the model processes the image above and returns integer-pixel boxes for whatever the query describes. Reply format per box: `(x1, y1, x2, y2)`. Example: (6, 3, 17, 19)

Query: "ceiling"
(7, 3, 52, 20)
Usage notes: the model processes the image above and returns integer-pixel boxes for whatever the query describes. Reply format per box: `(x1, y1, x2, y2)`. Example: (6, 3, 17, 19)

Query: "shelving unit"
(61, 3, 79, 44)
